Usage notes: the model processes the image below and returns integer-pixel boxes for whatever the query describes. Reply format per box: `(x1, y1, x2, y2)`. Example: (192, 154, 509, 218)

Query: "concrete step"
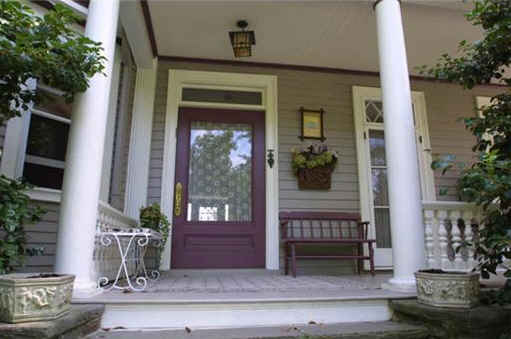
(0, 304, 104, 339)
(86, 321, 429, 339)
(75, 291, 417, 329)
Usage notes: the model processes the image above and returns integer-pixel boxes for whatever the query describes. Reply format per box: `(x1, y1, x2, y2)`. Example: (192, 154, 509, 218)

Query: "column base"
(72, 279, 103, 299)
(381, 276, 417, 293)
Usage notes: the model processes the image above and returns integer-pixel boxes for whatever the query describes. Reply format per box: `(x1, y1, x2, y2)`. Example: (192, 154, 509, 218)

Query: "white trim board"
(124, 59, 158, 218)
(352, 86, 435, 269)
(160, 69, 279, 271)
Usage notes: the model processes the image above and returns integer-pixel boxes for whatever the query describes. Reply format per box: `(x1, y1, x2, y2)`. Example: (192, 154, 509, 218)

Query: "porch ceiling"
(145, 1, 481, 74)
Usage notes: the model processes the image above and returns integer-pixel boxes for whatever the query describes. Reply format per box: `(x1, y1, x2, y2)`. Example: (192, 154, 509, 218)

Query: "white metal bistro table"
(97, 227, 163, 291)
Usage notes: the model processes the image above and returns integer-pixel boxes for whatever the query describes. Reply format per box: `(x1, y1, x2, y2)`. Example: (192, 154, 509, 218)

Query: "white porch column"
(55, 0, 120, 297)
(375, 0, 425, 291)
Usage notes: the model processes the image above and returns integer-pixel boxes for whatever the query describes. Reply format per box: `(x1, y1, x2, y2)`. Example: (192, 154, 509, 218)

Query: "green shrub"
(425, 0, 511, 301)
(0, 176, 45, 274)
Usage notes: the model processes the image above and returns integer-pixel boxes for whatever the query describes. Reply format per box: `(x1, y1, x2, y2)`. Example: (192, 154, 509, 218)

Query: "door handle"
(174, 182, 183, 217)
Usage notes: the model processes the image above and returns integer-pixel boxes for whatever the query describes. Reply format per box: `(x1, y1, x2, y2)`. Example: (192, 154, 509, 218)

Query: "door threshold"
(166, 269, 278, 277)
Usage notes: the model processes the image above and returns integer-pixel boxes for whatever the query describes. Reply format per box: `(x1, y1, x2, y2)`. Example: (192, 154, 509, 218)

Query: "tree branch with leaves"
(425, 0, 511, 301)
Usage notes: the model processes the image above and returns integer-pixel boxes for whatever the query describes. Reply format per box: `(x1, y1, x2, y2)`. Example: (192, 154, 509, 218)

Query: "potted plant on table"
(415, 0, 511, 309)
(291, 144, 338, 190)
(139, 203, 170, 270)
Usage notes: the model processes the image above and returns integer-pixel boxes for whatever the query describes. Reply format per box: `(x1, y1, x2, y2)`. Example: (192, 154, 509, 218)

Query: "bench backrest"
(279, 211, 369, 240)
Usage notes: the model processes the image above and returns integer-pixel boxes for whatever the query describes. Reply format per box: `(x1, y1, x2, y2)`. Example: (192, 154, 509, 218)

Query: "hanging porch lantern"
(229, 20, 255, 58)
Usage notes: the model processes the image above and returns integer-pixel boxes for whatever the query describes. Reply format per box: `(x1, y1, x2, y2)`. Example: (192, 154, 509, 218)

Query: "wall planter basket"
(297, 164, 335, 190)
(0, 273, 75, 323)
(292, 144, 338, 191)
(415, 270, 479, 308)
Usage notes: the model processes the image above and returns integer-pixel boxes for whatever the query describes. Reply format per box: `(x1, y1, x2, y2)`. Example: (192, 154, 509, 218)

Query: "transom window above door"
(365, 100, 384, 123)
(181, 87, 263, 106)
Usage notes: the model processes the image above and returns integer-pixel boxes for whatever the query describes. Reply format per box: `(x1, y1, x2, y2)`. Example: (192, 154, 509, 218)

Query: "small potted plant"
(139, 203, 170, 270)
(291, 144, 338, 190)
(0, 176, 75, 323)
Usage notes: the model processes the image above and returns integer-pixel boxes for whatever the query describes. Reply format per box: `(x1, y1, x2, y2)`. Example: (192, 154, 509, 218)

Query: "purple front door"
(171, 107, 266, 268)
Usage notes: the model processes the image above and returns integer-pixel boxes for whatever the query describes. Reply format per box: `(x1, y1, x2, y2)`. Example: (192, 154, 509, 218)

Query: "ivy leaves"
(0, 175, 45, 274)
(0, 1, 105, 125)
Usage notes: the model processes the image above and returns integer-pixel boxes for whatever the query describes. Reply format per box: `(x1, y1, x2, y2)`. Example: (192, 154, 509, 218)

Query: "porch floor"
(74, 271, 416, 303)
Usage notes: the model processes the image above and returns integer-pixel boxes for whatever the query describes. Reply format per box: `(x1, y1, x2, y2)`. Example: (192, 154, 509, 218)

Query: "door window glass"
(187, 121, 252, 222)
(369, 129, 392, 248)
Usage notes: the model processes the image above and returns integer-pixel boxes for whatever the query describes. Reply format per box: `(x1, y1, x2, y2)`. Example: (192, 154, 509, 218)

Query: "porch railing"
(94, 201, 161, 282)
(423, 201, 481, 272)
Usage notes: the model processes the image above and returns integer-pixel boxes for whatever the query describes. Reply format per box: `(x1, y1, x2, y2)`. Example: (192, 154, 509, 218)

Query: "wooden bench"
(279, 212, 376, 277)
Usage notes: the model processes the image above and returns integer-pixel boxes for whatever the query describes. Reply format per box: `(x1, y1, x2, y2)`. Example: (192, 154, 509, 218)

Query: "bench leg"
(284, 243, 289, 276)
(291, 243, 297, 278)
(369, 242, 375, 276)
(357, 243, 363, 275)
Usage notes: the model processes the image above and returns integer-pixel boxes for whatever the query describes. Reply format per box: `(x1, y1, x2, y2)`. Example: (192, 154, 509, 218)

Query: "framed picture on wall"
(299, 107, 326, 142)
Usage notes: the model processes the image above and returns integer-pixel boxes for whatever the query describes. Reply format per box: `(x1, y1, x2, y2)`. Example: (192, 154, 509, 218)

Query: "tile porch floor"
(74, 271, 417, 303)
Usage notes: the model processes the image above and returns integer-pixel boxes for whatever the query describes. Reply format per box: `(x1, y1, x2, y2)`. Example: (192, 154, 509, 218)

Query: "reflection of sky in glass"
(190, 128, 251, 168)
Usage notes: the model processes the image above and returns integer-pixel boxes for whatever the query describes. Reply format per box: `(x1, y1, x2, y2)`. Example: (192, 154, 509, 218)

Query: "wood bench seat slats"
(279, 211, 376, 277)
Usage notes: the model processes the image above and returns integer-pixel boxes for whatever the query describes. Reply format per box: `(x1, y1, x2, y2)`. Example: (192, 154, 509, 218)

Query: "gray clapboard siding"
(147, 60, 502, 274)
(20, 202, 60, 273)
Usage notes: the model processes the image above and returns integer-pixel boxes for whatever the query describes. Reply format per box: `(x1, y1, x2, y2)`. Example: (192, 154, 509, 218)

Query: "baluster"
(437, 209, 450, 270)
(461, 209, 474, 271)
(449, 210, 463, 270)
(423, 208, 436, 269)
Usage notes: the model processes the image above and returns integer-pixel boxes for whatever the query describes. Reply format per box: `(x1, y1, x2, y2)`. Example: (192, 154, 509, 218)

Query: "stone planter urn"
(415, 270, 479, 308)
(0, 273, 75, 323)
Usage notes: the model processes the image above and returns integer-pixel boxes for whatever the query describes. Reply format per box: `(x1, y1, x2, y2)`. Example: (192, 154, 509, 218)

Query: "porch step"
(74, 291, 415, 329)
(86, 321, 429, 339)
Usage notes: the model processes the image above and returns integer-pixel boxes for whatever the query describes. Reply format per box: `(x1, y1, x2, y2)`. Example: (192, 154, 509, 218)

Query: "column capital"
(373, 0, 401, 10)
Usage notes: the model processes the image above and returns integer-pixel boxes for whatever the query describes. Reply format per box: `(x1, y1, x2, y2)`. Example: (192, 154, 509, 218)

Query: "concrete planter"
(0, 273, 75, 323)
(415, 270, 479, 308)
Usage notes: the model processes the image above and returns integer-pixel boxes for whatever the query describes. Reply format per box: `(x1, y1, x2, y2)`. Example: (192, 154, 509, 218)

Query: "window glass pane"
(26, 115, 69, 161)
(369, 130, 386, 166)
(35, 91, 72, 119)
(182, 88, 262, 106)
(23, 162, 64, 189)
(371, 168, 389, 206)
(375, 208, 392, 248)
(187, 121, 252, 222)
(365, 100, 384, 123)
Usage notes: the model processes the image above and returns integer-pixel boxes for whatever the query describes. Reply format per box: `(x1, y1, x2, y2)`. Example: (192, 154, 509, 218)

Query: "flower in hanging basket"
(291, 144, 338, 190)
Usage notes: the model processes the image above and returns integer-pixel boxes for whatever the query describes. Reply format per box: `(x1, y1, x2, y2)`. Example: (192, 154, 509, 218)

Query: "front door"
(171, 107, 266, 268)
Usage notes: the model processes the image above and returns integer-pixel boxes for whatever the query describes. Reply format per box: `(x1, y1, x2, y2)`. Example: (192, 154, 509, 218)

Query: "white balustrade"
(422, 201, 481, 272)
(94, 201, 160, 285)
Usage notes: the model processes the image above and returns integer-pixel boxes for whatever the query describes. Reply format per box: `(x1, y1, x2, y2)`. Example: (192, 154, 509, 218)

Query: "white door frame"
(160, 70, 279, 270)
(353, 86, 435, 269)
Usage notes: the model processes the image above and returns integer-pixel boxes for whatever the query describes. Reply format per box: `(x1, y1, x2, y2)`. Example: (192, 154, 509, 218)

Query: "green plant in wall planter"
(291, 144, 338, 190)
(140, 203, 171, 269)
